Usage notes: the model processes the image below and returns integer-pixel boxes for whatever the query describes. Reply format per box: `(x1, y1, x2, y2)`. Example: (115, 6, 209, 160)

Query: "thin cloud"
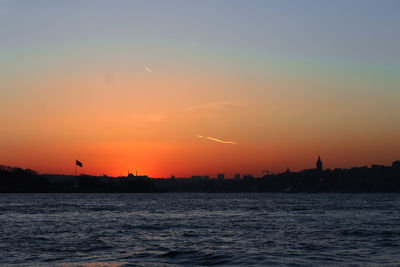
(206, 137, 238, 145)
(145, 67, 152, 72)
(196, 135, 238, 145)
(187, 100, 240, 111)
(131, 113, 166, 122)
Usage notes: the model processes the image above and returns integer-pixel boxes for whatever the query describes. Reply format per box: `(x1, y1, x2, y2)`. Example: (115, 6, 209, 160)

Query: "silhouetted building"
(191, 175, 202, 181)
(127, 173, 148, 181)
(316, 156, 323, 171)
(234, 174, 240, 180)
(217, 174, 224, 180)
(371, 164, 385, 171)
(392, 160, 400, 169)
(202, 175, 210, 180)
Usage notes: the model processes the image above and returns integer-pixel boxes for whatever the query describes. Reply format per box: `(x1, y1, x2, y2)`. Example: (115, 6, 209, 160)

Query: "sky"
(1, 0, 399, 177)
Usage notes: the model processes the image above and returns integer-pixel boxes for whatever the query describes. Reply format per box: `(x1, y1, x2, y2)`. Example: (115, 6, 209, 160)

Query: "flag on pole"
(76, 160, 83, 167)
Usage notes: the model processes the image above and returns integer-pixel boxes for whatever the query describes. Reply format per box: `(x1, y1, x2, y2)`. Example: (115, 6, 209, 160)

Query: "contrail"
(145, 67, 152, 72)
(196, 135, 238, 145)
(206, 137, 238, 144)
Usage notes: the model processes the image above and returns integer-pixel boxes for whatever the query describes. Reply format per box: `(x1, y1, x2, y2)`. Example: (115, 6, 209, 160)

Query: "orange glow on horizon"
(1, 52, 399, 177)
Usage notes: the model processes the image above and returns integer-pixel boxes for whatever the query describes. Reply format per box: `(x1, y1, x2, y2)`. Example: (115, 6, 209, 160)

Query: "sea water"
(0, 193, 399, 266)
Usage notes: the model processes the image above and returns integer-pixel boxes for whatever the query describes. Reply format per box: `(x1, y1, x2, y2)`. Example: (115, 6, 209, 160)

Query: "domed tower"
(316, 156, 323, 171)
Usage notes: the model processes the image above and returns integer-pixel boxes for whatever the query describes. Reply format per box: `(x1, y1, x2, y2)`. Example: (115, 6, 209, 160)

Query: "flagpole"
(75, 159, 77, 176)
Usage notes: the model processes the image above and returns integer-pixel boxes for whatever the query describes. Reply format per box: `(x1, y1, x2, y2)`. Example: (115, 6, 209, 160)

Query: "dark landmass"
(1, 160, 400, 193)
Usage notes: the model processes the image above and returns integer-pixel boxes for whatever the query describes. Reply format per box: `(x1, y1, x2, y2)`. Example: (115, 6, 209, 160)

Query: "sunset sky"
(1, 0, 399, 177)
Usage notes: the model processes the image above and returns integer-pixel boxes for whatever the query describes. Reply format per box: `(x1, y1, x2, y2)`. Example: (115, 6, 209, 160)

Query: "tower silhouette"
(316, 156, 323, 171)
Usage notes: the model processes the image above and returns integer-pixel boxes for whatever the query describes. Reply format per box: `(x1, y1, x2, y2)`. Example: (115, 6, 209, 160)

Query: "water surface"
(0, 193, 399, 266)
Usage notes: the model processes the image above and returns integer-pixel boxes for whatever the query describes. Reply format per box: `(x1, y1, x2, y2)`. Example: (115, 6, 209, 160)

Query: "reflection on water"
(60, 262, 130, 267)
(0, 193, 400, 266)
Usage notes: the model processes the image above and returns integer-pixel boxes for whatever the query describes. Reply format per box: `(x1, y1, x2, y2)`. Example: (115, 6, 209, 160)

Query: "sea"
(0, 193, 399, 266)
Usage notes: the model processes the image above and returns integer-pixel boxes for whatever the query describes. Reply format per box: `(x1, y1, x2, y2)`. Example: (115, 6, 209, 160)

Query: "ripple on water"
(0, 193, 400, 266)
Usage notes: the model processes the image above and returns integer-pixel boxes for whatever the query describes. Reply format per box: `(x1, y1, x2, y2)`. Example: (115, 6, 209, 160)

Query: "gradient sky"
(1, 0, 399, 177)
